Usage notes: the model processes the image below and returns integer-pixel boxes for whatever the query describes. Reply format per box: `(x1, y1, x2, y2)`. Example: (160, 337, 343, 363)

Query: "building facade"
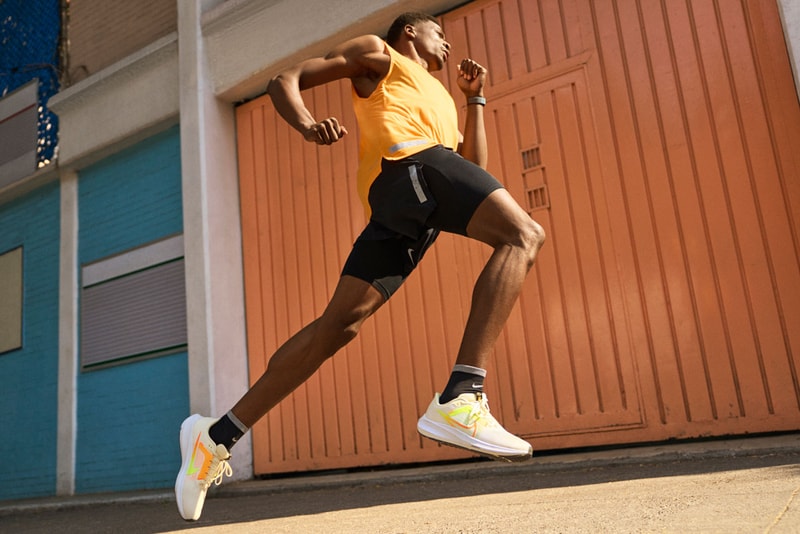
(0, 0, 799, 500)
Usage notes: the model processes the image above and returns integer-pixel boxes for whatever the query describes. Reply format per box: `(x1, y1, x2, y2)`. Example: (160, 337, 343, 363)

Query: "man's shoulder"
(335, 34, 386, 56)
(335, 35, 390, 85)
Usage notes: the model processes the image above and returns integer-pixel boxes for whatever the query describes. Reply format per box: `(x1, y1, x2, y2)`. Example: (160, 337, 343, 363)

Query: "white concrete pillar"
(778, 0, 800, 103)
(57, 168, 79, 495)
(177, 0, 252, 479)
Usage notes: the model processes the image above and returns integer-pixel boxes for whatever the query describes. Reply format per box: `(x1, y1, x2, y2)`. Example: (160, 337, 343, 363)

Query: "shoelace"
(200, 455, 233, 490)
(470, 393, 500, 428)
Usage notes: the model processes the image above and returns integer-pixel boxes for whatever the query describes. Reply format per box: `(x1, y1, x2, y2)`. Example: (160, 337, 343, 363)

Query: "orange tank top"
(352, 43, 460, 215)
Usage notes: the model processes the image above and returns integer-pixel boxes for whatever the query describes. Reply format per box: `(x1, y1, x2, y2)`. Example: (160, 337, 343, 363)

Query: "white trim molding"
(48, 33, 180, 169)
(81, 234, 184, 287)
(56, 168, 79, 496)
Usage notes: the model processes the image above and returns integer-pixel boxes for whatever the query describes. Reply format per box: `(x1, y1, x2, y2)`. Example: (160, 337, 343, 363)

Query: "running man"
(175, 11, 545, 521)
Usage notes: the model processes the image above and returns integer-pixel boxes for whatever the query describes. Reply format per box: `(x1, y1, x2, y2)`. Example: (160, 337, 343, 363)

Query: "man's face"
(412, 20, 450, 71)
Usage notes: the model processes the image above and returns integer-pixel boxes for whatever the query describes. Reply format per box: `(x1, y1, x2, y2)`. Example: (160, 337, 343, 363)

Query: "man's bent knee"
(513, 219, 546, 269)
(467, 190, 545, 255)
(527, 219, 546, 251)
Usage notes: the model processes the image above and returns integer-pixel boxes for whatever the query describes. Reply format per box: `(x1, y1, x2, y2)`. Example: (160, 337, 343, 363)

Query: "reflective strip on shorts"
(408, 166, 428, 203)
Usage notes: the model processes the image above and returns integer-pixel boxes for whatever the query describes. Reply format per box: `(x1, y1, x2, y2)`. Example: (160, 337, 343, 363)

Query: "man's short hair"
(386, 12, 439, 45)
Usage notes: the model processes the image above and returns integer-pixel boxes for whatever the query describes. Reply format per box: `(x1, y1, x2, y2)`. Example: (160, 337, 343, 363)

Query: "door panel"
(485, 61, 643, 436)
(236, 0, 800, 475)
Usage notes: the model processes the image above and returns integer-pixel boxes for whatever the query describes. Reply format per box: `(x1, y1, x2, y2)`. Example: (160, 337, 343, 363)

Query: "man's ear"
(404, 23, 416, 40)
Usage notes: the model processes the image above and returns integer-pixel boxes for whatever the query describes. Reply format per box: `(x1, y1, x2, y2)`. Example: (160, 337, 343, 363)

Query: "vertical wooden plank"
(442, 11, 468, 95)
(520, 0, 550, 69)
(617, 0, 715, 423)
(313, 93, 345, 459)
(561, 0, 585, 57)
(236, 106, 265, 470)
(257, 105, 288, 469)
(717, 0, 800, 413)
(540, 0, 569, 62)
(336, 84, 374, 463)
(742, 0, 800, 413)
(551, 82, 602, 415)
(570, 76, 633, 416)
(431, 235, 471, 378)
(236, 107, 264, 378)
(532, 90, 582, 418)
(376, 308, 407, 454)
(594, 0, 692, 426)
(559, 74, 631, 417)
(493, 96, 557, 424)
(664, 0, 771, 420)
(499, 0, 532, 79)
(687, 0, 779, 416)
(639, 0, 743, 420)
(482, 2, 512, 86)
(321, 82, 356, 460)
(577, 0, 666, 430)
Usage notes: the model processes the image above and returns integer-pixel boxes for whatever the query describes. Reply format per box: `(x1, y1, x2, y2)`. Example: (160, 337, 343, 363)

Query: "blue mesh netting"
(0, 0, 61, 167)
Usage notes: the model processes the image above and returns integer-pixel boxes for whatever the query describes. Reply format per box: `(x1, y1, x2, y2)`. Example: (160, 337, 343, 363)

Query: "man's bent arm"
(267, 35, 386, 145)
(455, 59, 488, 168)
(459, 99, 488, 168)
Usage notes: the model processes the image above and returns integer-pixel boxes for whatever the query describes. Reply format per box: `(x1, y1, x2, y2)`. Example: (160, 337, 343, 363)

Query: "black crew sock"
(208, 411, 248, 450)
(439, 364, 487, 404)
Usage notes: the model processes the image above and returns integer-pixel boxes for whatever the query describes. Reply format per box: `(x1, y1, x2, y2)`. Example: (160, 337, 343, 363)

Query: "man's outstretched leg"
(175, 276, 385, 520)
(418, 188, 545, 461)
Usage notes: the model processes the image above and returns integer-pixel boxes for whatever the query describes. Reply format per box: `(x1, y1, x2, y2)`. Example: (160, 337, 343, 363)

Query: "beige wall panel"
(0, 247, 23, 353)
(67, 0, 177, 82)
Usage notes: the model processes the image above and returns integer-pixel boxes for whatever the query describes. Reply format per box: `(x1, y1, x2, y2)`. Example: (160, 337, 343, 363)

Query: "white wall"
(177, 0, 252, 479)
(202, 0, 466, 102)
(778, 0, 800, 103)
(48, 34, 179, 169)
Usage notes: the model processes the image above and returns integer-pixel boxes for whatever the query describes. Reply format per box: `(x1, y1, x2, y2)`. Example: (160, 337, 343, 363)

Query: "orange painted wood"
(236, 0, 800, 475)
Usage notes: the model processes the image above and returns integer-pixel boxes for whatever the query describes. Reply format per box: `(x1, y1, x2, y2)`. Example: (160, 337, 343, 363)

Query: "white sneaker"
(417, 392, 533, 462)
(175, 414, 233, 521)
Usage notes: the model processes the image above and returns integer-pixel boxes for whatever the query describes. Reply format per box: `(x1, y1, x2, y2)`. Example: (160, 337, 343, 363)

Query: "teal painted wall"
(75, 125, 190, 493)
(0, 182, 61, 500)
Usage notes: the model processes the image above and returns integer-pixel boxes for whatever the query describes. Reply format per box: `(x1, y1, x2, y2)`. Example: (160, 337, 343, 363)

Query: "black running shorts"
(341, 145, 504, 299)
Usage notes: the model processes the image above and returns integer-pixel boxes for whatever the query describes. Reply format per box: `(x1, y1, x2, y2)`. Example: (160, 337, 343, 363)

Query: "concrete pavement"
(2, 433, 799, 533)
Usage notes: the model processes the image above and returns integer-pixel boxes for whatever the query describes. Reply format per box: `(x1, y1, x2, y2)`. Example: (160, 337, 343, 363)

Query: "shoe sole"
(417, 417, 533, 463)
(175, 414, 202, 521)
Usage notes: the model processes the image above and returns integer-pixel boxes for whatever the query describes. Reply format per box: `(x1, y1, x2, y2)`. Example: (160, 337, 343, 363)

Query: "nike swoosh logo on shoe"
(186, 434, 213, 480)
(438, 409, 478, 437)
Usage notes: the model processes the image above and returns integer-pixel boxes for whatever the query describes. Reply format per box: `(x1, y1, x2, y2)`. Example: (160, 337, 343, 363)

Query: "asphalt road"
(2, 435, 799, 533)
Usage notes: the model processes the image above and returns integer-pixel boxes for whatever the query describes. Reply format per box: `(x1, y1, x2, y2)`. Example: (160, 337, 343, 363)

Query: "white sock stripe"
(452, 364, 487, 377)
(226, 410, 249, 433)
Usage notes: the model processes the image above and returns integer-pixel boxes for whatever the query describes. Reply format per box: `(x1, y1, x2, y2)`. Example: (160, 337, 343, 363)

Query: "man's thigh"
(341, 226, 438, 300)
(412, 146, 504, 235)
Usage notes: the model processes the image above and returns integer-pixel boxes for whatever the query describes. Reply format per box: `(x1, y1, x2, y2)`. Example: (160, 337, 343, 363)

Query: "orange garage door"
(236, 0, 800, 475)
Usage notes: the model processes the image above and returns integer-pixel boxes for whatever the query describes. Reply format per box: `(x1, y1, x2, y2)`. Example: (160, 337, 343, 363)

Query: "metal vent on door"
(521, 146, 541, 169)
(526, 184, 549, 211)
(521, 146, 548, 212)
